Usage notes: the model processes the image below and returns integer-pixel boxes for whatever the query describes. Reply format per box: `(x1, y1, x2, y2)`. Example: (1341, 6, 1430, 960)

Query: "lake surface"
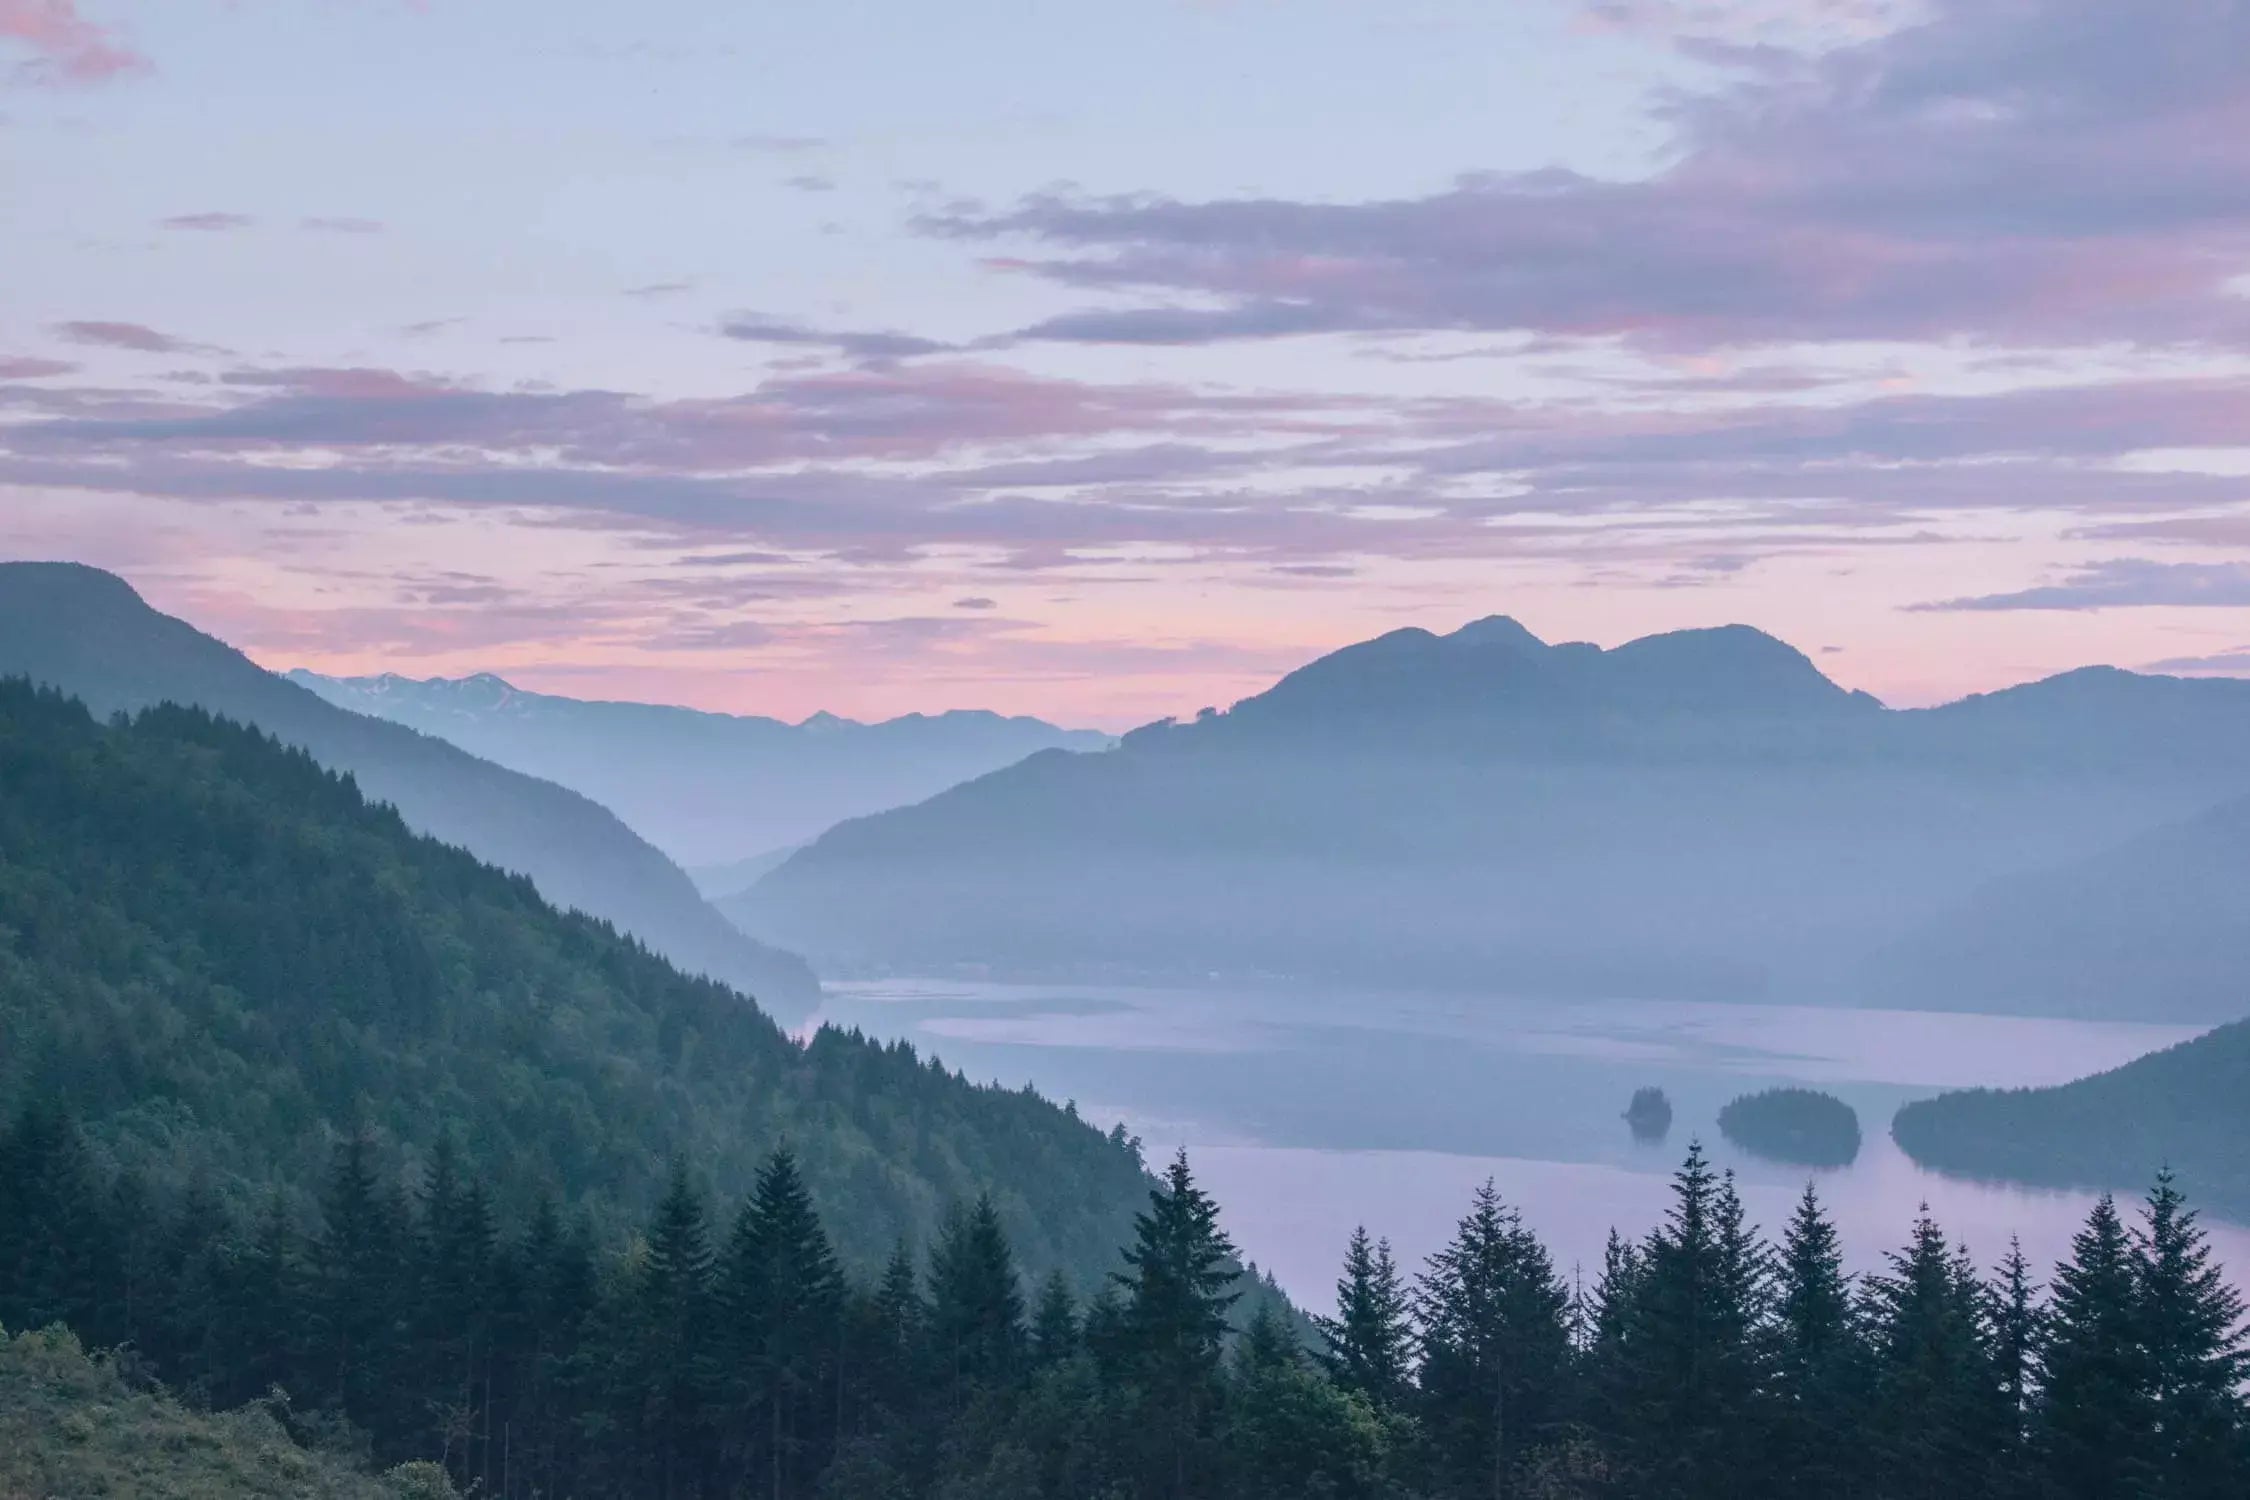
(804, 981, 2250, 1309)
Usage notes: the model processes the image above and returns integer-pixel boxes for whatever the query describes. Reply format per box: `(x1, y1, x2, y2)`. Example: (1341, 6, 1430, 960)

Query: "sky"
(6, 0, 2250, 728)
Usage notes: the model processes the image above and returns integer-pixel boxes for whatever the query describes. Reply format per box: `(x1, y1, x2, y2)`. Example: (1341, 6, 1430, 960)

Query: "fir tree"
(1113, 1149, 1241, 1500)
(1031, 1269, 1080, 1369)
(2037, 1193, 2155, 1500)
(1317, 1225, 1415, 1411)
(1416, 1180, 1572, 1496)
(306, 1130, 403, 1426)
(717, 1146, 846, 1500)
(1772, 1184, 1866, 1496)
(2134, 1171, 2247, 1499)
(1614, 1144, 1772, 1500)
(1988, 1236, 2040, 1469)
(1864, 1207, 1997, 1499)
(927, 1194, 1026, 1393)
(632, 1158, 718, 1500)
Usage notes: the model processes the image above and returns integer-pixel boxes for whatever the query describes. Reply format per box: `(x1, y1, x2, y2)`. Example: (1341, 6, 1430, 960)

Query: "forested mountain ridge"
(0, 563, 821, 1020)
(738, 615, 2250, 1010)
(288, 668, 1110, 871)
(1893, 1018, 2250, 1218)
(1862, 793, 2250, 1022)
(0, 678, 1152, 1283)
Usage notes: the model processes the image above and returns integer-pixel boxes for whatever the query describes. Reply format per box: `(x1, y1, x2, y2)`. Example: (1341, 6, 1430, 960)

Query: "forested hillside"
(0, 563, 821, 1020)
(1894, 1019, 2250, 1218)
(6, 1127, 2243, 1500)
(0, 679, 1151, 1284)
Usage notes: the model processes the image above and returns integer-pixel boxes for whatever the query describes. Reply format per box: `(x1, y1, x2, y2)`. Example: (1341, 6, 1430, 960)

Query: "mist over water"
(809, 981, 2250, 1307)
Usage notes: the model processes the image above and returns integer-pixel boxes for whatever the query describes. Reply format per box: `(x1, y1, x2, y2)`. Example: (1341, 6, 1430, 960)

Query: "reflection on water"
(806, 980, 2250, 1307)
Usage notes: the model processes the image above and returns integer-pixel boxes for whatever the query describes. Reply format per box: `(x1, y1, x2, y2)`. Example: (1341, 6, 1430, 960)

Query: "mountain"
(0, 563, 820, 1021)
(1892, 1019, 2250, 1218)
(287, 668, 1110, 869)
(0, 677, 1151, 1281)
(734, 616, 2250, 1010)
(1861, 793, 2250, 1022)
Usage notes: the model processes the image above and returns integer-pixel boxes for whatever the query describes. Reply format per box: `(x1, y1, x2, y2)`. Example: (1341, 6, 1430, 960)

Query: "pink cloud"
(0, 0, 148, 84)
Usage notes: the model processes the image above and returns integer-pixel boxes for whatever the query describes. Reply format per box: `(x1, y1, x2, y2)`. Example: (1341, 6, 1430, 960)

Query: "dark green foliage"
(927, 1195, 1026, 1393)
(1112, 1150, 1243, 1499)
(1771, 1185, 1867, 1495)
(2133, 1173, 2247, 1499)
(1413, 1182, 1571, 1495)
(1602, 1144, 1774, 1498)
(5, 1129, 2246, 1500)
(1862, 1208, 2000, 1498)
(2036, 1194, 2154, 1499)
(1317, 1225, 1415, 1411)
(1717, 1087, 1862, 1166)
(0, 679, 1148, 1284)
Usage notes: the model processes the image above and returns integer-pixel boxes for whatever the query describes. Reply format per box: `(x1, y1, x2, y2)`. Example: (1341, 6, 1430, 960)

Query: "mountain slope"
(1862, 793, 2250, 1022)
(0, 564, 819, 1020)
(1892, 1020, 2250, 1218)
(289, 668, 1109, 868)
(0, 679, 1150, 1281)
(735, 616, 2250, 1007)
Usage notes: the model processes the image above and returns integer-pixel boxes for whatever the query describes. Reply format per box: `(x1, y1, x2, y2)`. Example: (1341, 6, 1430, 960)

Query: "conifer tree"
(222, 1188, 302, 1407)
(1864, 1207, 1997, 1498)
(1031, 1268, 1080, 1369)
(307, 1130, 403, 1426)
(927, 1194, 1026, 1392)
(1114, 1149, 1240, 1499)
(1614, 1144, 1772, 1499)
(633, 1158, 718, 1500)
(1988, 1236, 2041, 1474)
(1772, 1184, 1866, 1496)
(717, 1146, 845, 1500)
(1317, 1225, 1415, 1411)
(2133, 1172, 2247, 1498)
(1416, 1180, 1572, 1496)
(2036, 1193, 2155, 1500)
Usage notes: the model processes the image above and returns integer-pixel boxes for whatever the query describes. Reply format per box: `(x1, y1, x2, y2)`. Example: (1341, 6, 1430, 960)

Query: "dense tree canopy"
(0, 679, 1152, 1285)
(6, 1125, 2243, 1500)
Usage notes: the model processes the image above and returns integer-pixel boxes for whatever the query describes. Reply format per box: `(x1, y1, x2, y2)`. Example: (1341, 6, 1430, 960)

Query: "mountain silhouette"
(0, 562, 821, 1019)
(288, 667, 1107, 870)
(736, 615, 2250, 1011)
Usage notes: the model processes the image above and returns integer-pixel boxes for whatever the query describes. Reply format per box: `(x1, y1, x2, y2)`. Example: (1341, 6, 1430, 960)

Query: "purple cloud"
(719, 313, 950, 361)
(930, 0, 2250, 352)
(159, 212, 254, 232)
(53, 320, 195, 353)
(1911, 558, 2250, 612)
(0, 355, 75, 378)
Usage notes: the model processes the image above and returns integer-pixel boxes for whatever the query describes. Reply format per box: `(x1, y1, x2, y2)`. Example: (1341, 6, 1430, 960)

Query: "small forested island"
(1623, 1085, 1674, 1138)
(1718, 1086, 1863, 1166)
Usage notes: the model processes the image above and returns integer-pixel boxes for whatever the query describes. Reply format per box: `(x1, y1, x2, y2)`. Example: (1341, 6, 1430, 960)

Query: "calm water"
(804, 981, 2250, 1308)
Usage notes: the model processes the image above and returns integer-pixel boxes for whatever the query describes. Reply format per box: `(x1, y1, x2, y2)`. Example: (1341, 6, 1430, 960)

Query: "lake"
(803, 980, 2250, 1308)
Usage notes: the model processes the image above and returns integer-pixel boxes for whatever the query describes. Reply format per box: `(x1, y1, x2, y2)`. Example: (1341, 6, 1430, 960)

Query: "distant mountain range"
(1863, 793, 2250, 1023)
(0, 563, 821, 1021)
(734, 616, 2250, 1019)
(288, 669, 1110, 872)
(1893, 1018, 2250, 1220)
